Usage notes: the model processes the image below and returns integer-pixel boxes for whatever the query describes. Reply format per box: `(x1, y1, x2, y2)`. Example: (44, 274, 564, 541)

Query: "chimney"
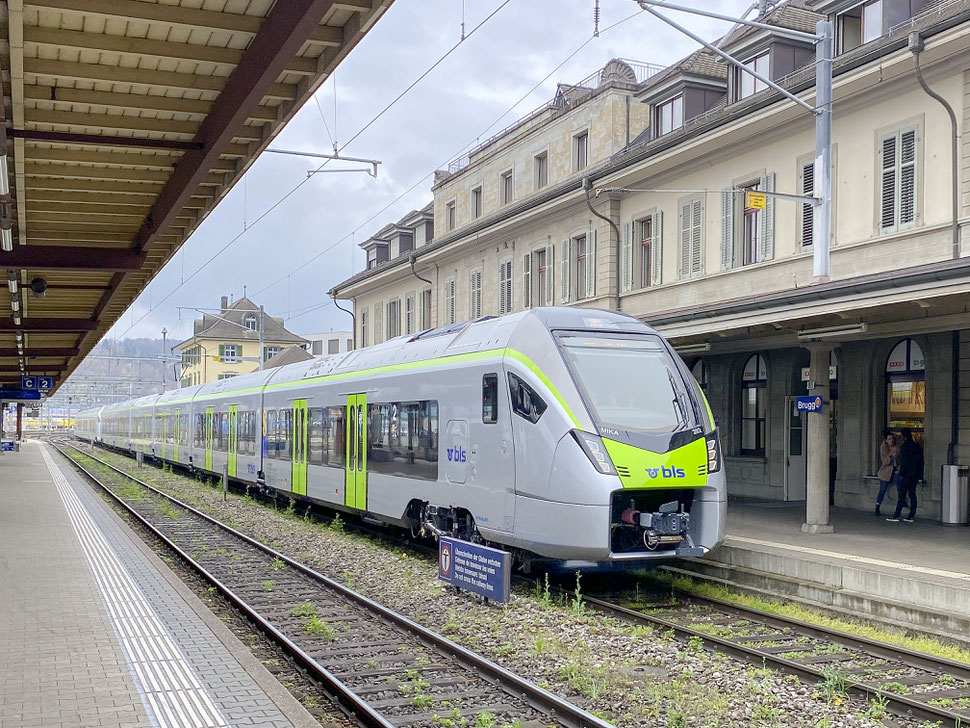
(221, 295, 228, 312)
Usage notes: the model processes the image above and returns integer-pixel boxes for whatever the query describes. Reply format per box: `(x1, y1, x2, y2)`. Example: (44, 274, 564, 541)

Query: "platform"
(0, 441, 316, 728)
(674, 498, 970, 642)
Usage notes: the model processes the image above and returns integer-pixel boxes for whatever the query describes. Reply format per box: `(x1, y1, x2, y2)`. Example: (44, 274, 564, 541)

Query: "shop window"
(741, 354, 768, 456)
(886, 338, 925, 437)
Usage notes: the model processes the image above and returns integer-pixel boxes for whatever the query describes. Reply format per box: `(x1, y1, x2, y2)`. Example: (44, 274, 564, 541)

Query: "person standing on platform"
(888, 429, 924, 523)
(875, 430, 898, 517)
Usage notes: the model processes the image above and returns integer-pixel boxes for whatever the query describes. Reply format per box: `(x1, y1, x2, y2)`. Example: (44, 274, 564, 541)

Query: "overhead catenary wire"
(253, 8, 642, 300)
(108, 0, 515, 342)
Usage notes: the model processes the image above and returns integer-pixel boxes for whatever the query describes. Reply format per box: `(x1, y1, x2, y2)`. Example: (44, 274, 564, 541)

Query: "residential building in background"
(332, 0, 970, 523)
(175, 296, 307, 386)
(302, 330, 354, 356)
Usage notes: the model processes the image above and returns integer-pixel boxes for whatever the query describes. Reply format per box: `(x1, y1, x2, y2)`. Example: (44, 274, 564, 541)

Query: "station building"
(332, 0, 970, 528)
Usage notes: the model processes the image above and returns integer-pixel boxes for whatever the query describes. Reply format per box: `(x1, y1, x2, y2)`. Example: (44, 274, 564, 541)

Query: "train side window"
(308, 407, 327, 465)
(508, 372, 547, 424)
(279, 409, 292, 461)
(266, 410, 278, 459)
(329, 406, 346, 469)
(194, 413, 204, 447)
(483, 374, 498, 424)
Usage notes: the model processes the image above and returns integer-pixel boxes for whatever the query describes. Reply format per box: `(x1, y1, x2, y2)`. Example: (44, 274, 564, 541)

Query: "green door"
(174, 410, 180, 461)
(228, 405, 238, 478)
(205, 406, 214, 471)
(292, 400, 308, 496)
(344, 394, 368, 510)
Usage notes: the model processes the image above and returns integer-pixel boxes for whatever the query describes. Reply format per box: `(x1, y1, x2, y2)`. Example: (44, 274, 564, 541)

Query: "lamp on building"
(797, 323, 867, 341)
(675, 342, 711, 354)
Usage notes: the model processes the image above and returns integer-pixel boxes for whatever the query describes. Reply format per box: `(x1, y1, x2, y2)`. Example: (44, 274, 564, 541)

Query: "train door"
(174, 409, 180, 461)
(291, 400, 307, 496)
(205, 406, 214, 471)
(785, 397, 807, 501)
(344, 393, 367, 510)
(160, 413, 167, 459)
(228, 405, 238, 478)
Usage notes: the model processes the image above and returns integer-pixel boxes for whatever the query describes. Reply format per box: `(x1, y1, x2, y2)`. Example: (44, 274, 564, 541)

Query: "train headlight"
(706, 432, 721, 474)
(572, 430, 617, 476)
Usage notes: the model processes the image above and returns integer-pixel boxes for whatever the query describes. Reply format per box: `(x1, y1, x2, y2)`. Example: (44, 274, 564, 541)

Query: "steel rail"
(578, 593, 968, 727)
(56, 442, 611, 728)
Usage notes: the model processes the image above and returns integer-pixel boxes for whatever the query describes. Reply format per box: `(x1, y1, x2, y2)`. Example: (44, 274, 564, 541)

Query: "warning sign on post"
(438, 537, 511, 603)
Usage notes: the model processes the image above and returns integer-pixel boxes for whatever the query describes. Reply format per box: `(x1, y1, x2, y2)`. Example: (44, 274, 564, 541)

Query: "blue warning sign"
(438, 537, 511, 603)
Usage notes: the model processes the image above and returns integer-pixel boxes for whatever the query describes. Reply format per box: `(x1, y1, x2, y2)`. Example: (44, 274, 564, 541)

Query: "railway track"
(54, 442, 609, 728)
(71, 440, 970, 727)
(579, 581, 970, 727)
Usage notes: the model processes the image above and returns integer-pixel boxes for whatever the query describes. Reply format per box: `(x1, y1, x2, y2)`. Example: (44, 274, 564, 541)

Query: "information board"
(438, 537, 511, 603)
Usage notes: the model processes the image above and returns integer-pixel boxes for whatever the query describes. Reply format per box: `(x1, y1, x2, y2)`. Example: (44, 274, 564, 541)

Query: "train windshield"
(559, 334, 693, 432)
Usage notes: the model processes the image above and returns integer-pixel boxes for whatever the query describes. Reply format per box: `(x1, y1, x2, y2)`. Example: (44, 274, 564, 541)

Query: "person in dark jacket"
(888, 429, 924, 522)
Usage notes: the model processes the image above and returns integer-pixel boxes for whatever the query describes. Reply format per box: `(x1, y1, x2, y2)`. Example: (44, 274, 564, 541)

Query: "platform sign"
(796, 395, 824, 413)
(438, 537, 511, 603)
(21, 376, 36, 390)
(37, 377, 53, 392)
(0, 440, 16, 451)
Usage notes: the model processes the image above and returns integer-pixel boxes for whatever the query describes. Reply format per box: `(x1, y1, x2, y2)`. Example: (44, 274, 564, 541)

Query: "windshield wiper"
(667, 368, 689, 430)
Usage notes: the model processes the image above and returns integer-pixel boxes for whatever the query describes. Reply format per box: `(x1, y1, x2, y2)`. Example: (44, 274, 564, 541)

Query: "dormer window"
(838, 1, 884, 53)
(245, 314, 257, 331)
(736, 51, 769, 101)
(657, 94, 683, 136)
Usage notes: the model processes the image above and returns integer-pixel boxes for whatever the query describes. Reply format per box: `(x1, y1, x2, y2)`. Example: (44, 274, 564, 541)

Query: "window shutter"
(447, 279, 456, 323)
(522, 252, 532, 309)
(262, 346, 267, 362)
(679, 203, 690, 279)
(469, 271, 476, 318)
(691, 199, 703, 275)
(374, 303, 382, 343)
(621, 221, 633, 292)
(586, 228, 596, 299)
(800, 161, 814, 247)
(544, 244, 555, 307)
(505, 260, 513, 312)
(759, 172, 775, 262)
(720, 190, 733, 270)
(218, 344, 225, 359)
(880, 133, 897, 231)
(651, 212, 663, 286)
(560, 238, 571, 303)
(499, 261, 509, 314)
(899, 128, 917, 226)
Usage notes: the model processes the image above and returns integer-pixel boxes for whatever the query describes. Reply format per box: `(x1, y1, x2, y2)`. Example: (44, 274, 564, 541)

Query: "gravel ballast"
(80, 447, 916, 728)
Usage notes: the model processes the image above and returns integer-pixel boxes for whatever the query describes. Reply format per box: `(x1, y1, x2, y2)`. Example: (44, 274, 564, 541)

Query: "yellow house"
(175, 296, 307, 386)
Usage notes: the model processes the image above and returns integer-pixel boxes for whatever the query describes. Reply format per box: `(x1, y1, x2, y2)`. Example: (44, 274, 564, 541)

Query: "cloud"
(107, 0, 752, 341)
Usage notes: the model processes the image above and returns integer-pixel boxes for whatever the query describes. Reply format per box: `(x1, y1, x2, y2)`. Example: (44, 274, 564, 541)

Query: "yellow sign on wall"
(745, 191, 767, 210)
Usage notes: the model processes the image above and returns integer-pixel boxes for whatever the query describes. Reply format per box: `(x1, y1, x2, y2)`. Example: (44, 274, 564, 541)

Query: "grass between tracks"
(641, 570, 970, 666)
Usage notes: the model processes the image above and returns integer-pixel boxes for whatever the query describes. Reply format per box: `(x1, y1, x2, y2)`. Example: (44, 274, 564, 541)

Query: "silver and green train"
(76, 308, 725, 566)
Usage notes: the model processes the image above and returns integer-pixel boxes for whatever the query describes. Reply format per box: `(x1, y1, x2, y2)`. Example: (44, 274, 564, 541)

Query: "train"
(76, 308, 725, 566)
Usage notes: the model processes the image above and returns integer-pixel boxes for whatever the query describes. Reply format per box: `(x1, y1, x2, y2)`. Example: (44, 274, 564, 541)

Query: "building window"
(736, 51, 769, 100)
(444, 277, 456, 324)
(446, 200, 456, 231)
(374, 302, 383, 344)
(220, 344, 238, 363)
(657, 95, 683, 136)
(264, 346, 280, 361)
(534, 152, 548, 189)
(741, 353, 768, 456)
(469, 269, 483, 319)
(327, 340, 339, 355)
(837, 1, 887, 52)
(500, 169, 513, 205)
(218, 373, 237, 380)
(420, 289, 432, 330)
(405, 293, 415, 335)
(575, 235, 587, 299)
(387, 299, 400, 339)
(535, 248, 548, 307)
(574, 130, 588, 170)
(244, 314, 257, 331)
(879, 126, 918, 234)
(741, 181, 762, 265)
(360, 311, 368, 347)
(471, 186, 483, 219)
(498, 258, 513, 315)
(679, 197, 703, 279)
(639, 218, 653, 289)
(886, 338, 925, 437)
(311, 340, 323, 355)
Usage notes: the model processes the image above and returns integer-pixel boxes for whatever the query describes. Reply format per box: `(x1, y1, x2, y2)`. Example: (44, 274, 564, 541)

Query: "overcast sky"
(108, 0, 751, 346)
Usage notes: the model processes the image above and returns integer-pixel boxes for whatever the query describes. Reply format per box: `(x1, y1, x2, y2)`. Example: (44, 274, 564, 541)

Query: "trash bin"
(941, 465, 970, 526)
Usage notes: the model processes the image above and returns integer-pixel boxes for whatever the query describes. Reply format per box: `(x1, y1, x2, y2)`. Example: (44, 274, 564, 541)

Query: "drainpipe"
(409, 254, 433, 286)
(583, 177, 622, 311)
(910, 33, 961, 464)
(330, 292, 355, 349)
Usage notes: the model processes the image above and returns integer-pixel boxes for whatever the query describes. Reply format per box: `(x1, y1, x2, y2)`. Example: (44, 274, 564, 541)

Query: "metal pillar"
(813, 20, 834, 282)
(16, 402, 22, 441)
(802, 343, 835, 534)
(258, 305, 265, 371)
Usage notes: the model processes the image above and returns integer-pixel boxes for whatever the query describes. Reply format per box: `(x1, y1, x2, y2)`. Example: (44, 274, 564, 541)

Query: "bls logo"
(645, 466, 685, 479)
(447, 445, 467, 463)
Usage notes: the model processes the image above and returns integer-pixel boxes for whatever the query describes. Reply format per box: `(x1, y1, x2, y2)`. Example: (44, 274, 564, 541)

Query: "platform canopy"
(0, 0, 393, 393)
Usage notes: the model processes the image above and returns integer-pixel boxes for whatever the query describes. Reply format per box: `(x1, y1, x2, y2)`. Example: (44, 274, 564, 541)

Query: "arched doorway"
(886, 338, 925, 443)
